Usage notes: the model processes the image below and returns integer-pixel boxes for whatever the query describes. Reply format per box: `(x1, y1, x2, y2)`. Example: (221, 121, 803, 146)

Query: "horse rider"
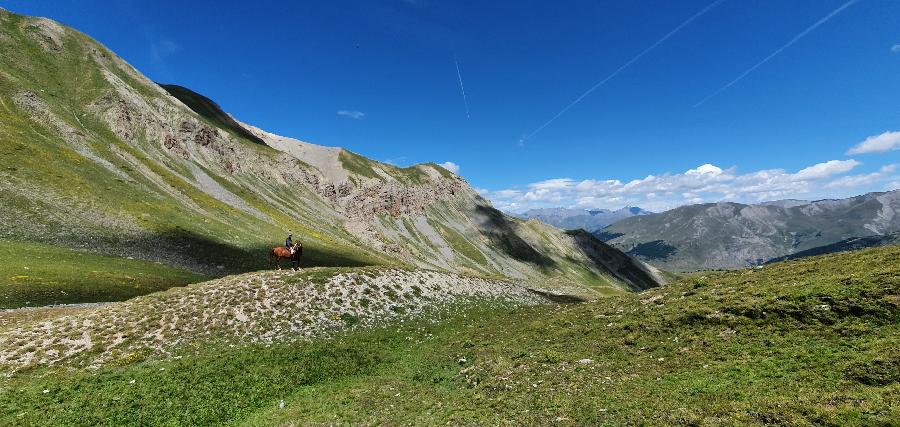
(285, 233, 295, 254)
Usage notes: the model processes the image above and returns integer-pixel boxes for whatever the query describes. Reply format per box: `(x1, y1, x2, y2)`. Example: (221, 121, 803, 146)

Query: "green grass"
(427, 162, 457, 178)
(0, 240, 205, 308)
(0, 13, 388, 283)
(1, 246, 897, 425)
(429, 218, 490, 269)
(337, 149, 435, 184)
(338, 150, 382, 180)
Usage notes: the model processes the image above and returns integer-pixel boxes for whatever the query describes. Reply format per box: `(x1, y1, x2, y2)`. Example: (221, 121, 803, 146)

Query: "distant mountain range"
(517, 206, 652, 232)
(765, 230, 900, 264)
(597, 190, 900, 271)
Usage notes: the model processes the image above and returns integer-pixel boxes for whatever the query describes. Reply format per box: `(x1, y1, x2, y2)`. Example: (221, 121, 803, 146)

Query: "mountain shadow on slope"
(154, 228, 377, 274)
(566, 229, 661, 291)
(474, 205, 556, 269)
(594, 231, 624, 241)
(159, 84, 267, 146)
(627, 240, 678, 260)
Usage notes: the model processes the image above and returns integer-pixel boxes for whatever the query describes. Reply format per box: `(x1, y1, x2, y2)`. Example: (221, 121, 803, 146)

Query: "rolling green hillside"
(1, 245, 896, 425)
(0, 7, 663, 307)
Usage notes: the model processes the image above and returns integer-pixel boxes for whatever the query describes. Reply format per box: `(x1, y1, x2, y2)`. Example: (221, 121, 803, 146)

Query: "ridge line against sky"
(518, 0, 725, 144)
(2, 1, 898, 214)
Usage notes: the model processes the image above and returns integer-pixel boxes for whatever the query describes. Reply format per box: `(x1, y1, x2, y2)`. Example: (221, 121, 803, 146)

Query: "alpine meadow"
(0, 2, 898, 426)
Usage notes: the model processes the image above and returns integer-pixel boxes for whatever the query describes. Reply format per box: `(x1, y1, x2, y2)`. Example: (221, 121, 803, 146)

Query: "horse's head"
(293, 242, 303, 253)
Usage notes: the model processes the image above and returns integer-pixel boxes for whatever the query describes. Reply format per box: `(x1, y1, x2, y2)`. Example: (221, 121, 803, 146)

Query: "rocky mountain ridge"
(0, 8, 663, 298)
(599, 190, 900, 271)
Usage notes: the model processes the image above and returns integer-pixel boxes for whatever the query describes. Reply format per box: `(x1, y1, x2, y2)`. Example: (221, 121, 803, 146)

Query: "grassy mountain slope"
(0, 240, 203, 307)
(1, 245, 896, 425)
(0, 8, 662, 308)
(600, 191, 900, 271)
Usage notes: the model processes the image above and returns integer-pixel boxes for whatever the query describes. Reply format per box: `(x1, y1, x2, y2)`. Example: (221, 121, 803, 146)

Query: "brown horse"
(268, 242, 303, 270)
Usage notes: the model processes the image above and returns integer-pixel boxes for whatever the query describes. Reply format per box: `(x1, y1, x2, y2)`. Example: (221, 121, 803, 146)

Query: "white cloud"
(438, 161, 460, 174)
(892, 44, 900, 53)
(150, 38, 180, 62)
(847, 131, 900, 154)
(337, 110, 366, 120)
(482, 159, 879, 213)
(829, 163, 900, 189)
(530, 178, 575, 191)
(791, 159, 860, 180)
(685, 163, 723, 175)
(825, 172, 881, 189)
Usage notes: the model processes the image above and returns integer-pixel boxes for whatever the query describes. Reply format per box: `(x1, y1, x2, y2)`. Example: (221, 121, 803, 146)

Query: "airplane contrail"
(694, 0, 858, 107)
(454, 53, 470, 119)
(520, 0, 725, 143)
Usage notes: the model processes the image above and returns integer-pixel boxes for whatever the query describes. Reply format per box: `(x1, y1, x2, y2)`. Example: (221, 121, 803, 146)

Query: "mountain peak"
(0, 8, 662, 303)
(519, 206, 651, 232)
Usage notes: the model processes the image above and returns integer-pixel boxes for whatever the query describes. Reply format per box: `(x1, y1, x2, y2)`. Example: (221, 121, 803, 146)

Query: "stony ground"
(0, 267, 548, 373)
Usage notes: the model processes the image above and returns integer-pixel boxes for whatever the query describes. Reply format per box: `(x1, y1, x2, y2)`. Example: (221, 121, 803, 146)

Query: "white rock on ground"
(0, 268, 550, 372)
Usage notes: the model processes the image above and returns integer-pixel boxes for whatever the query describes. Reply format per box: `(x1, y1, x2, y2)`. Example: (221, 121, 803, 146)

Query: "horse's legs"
(275, 256, 282, 270)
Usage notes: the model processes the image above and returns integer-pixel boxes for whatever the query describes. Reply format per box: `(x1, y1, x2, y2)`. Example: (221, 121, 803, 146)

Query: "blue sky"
(4, 0, 899, 211)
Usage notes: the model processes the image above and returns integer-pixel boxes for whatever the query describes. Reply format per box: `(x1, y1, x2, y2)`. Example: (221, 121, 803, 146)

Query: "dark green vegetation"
(601, 191, 900, 271)
(767, 230, 900, 264)
(3, 246, 897, 425)
(627, 239, 678, 260)
(0, 240, 204, 308)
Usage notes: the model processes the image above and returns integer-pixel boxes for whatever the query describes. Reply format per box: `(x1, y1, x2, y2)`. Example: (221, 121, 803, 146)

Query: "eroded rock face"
(25, 17, 65, 52)
(163, 134, 188, 159)
(340, 177, 466, 219)
(92, 78, 468, 225)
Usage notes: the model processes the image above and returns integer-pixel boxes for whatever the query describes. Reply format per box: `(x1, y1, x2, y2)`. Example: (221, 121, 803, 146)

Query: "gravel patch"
(0, 268, 548, 373)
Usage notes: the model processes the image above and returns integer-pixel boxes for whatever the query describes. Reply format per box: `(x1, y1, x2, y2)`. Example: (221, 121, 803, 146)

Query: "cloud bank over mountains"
(482, 159, 898, 213)
(483, 130, 900, 213)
